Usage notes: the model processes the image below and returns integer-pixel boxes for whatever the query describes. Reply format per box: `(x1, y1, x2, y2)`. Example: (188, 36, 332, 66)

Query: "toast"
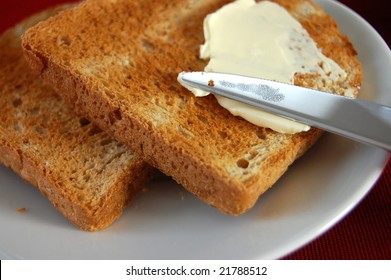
(22, 0, 362, 215)
(0, 5, 154, 231)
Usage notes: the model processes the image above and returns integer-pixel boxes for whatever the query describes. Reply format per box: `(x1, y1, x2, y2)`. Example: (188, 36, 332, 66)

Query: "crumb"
(17, 207, 26, 213)
(133, 204, 139, 209)
(142, 187, 149, 193)
(178, 190, 185, 201)
(208, 79, 215, 87)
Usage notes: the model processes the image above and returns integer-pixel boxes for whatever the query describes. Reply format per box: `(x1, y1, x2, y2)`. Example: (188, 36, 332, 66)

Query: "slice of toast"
(0, 5, 155, 231)
(22, 0, 362, 215)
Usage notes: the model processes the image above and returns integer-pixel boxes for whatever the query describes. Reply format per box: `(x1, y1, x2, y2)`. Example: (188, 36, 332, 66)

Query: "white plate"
(0, 0, 390, 259)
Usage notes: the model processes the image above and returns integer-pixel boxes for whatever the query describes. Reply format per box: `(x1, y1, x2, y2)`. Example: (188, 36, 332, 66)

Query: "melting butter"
(180, 0, 347, 133)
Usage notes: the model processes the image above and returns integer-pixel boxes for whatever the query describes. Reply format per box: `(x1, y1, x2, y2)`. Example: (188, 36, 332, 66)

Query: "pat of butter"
(179, 0, 347, 134)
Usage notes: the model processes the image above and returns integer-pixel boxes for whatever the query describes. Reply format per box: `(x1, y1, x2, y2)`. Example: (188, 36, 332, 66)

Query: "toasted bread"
(0, 5, 154, 231)
(22, 0, 362, 215)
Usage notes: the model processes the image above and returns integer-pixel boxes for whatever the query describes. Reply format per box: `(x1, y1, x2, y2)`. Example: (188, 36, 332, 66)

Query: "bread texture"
(0, 5, 155, 231)
(22, 0, 362, 215)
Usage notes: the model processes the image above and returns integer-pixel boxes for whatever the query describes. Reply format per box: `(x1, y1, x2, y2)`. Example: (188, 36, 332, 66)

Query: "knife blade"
(178, 71, 391, 151)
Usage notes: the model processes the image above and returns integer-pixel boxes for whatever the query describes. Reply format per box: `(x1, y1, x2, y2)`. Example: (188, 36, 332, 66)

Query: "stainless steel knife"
(178, 71, 391, 151)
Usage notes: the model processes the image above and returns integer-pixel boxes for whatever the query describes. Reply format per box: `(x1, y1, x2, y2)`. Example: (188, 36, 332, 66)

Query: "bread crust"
(0, 5, 155, 231)
(22, 0, 362, 215)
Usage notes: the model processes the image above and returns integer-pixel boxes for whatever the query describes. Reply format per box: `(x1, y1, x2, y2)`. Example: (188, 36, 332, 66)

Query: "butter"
(179, 0, 348, 134)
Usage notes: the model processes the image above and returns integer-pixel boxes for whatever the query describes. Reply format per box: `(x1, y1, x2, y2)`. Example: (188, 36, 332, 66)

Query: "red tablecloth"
(1, 0, 390, 260)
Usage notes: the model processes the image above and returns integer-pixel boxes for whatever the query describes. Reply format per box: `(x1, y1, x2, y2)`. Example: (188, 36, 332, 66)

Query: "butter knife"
(178, 71, 391, 151)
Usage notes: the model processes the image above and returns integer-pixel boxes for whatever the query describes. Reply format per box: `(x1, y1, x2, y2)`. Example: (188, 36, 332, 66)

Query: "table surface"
(0, 0, 390, 260)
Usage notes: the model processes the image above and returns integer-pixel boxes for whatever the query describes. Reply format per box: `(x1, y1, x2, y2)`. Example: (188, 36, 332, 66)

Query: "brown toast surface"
(0, 5, 154, 231)
(22, 0, 362, 215)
